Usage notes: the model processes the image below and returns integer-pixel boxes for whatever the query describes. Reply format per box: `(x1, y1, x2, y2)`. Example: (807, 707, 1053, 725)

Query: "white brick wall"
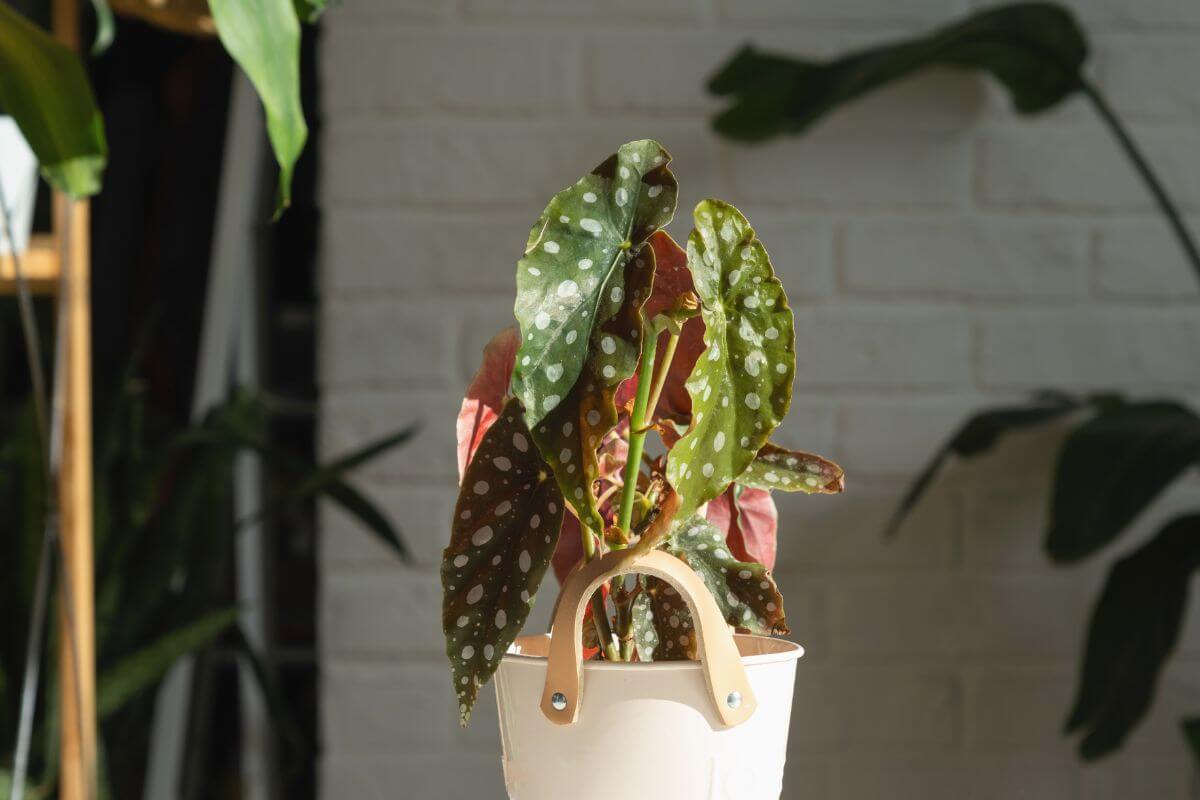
(317, 1, 1200, 797)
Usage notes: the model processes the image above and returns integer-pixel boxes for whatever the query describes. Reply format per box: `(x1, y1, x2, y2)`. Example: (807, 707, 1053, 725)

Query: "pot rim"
(502, 632, 803, 671)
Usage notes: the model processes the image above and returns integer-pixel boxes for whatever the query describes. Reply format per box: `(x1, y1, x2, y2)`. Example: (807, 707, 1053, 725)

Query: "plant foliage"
(443, 140, 843, 722)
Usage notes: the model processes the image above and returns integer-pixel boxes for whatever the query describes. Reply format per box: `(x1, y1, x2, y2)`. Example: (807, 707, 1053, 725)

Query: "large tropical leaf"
(708, 2, 1088, 141)
(887, 391, 1085, 536)
(97, 608, 238, 718)
(1064, 514, 1200, 760)
(666, 200, 794, 519)
(208, 0, 307, 213)
(441, 398, 563, 724)
(511, 139, 677, 429)
(739, 443, 843, 494)
(1048, 402, 1200, 563)
(666, 514, 787, 636)
(0, 2, 107, 196)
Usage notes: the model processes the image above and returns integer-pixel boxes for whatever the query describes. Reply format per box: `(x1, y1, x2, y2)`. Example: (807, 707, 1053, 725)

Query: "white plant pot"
(0, 116, 39, 256)
(496, 632, 803, 800)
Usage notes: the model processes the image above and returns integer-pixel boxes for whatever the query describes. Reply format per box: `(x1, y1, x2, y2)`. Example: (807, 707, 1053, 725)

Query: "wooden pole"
(51, 0, 97, 798)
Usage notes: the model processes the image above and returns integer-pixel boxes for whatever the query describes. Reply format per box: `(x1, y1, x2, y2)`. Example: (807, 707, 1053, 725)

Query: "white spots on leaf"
(806, 476, 821, 487)
(720, 221, 735, 242)
(534, 311, 551, 330)
(544, 395, 561, 412)
(493, 456, 511, 472)
(484, 644, 495, 660)
(473, 481, 489, 495)
(521, 590, 531, 603)
(530, 514, 540, 529)
(559, 448, 572, 463)
(462, 645, 475, 659)
(615, 188, 628, 207)
(518, 550, 532, 573)
(647, 184, 662, 198)
(460, 510, 471, 520)
(738, 569, 752, 580)
(495, 500, 512, 516)
(495, 610, 507, 629)
(578, 258, 593, 270)
(765, 327, 779, 340)
(512, 432, 528, 452)
(745, 393, 761, 410)
(586, 409, 601, 426)
(557, 279, 579, 298)
(559, 215, 569, 223)
(528, 267, 541, 276)
(744, 295, 759, 309)
(466, 585, 484, 604)
(453, 554, 468, 568)
(562, 421, 573, 436)
(708, 345, 720, 361)
(610, 286, 624, 304)
(543, 241, 560, 254)
(601, 336, 616, 354)
(602, 365, 616, 379)
(740, 436, 750, 447)
(766, 602, 776, 612)
(715, 549, 729, 560)
(580, 218, 602, 235)
(549, 502, 557, 514)
(619, 166, 630, 179)
(702, 463, 714, 478)
(545, 363, 564, 382)
(472, 526, 494, 546)
(714, 432, 726, 451)
(583, 192, 597, 203)
(565, 330, 578, 344)
(765, 472, 779, 484)
(456, 615, 469, 627)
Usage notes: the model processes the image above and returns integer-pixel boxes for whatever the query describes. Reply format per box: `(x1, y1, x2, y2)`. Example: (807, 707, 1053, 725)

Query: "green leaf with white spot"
(666, 200, 795, 519)
(441, 398, 564, 725)
(512, 139, 678, 429)
(739, 443, 844, 494)
(530, 241, 655, 537)
(631, 576, 696, 662)
(666, 515, 788, 636)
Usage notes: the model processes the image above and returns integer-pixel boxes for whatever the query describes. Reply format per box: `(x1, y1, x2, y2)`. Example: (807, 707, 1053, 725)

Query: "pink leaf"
(706, 486, 778, 570)
(456, 327, 519, 481)
(644, 231, 705, 421)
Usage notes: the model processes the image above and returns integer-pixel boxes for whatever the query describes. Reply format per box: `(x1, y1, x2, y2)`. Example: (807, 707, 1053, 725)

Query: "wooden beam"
(0, 235, 62, 293)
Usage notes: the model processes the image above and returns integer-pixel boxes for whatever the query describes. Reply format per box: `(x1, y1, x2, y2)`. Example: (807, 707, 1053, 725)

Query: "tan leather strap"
(540, 548, 757, 728)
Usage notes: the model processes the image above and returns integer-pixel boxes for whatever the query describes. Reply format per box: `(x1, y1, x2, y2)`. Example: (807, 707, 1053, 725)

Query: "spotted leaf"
(631, 576, 697, 662)
(441, 398, 564, 724)
(529, 242, 655, 537)
(666, 200, 795, 519)
(666, 515, 788, 636)
(512, 139, 678, 429)
(739, 443, 844, 494)
(706, 485, 779, 570)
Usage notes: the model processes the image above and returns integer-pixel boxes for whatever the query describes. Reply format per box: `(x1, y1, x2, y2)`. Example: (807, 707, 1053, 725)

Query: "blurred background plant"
(709, 0, 1199, 769)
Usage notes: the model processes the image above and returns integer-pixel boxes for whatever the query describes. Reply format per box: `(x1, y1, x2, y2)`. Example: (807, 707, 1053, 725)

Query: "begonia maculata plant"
(443, 140, 844, 723)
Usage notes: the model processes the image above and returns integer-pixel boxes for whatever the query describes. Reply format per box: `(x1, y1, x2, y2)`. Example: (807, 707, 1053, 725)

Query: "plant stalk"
(616, 326, 660, 536)
(644, 330, 680, 423)
(1080, 79, 1200, 287)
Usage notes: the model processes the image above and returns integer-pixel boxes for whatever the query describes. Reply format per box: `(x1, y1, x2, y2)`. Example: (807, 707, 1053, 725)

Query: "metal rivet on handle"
(550, 692, 567, 711)
(726, 691, 742, 710)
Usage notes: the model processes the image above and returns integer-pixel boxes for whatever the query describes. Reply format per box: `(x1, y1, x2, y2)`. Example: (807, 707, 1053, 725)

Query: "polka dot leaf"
(512, 139, 678, 430)
(441, 397, 564, 725)
(665, 515, 788, 637)
(665, 200, 796, 520)
(631, 576, 697, 662)
(739, 443, 845, 494)
(529, 241, 655, 539)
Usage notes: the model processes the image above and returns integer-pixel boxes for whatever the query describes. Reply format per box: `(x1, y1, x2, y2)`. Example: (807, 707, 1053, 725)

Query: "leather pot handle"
(540, 548, 756, 728)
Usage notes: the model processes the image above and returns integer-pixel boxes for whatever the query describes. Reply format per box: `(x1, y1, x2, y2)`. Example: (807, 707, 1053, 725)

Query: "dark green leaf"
(97, 608, 238, 718)
(512, 139, 677, 429)
(709, 2, 1088, 141)
(1049, 402, 1200, 563)
(888, 392, 1083, 536)
(665, 514, 787, 636)
(739, 443, 843, 494)
(208, 0, 307, 214)
(0, 2, 107, 196)
(293, 0, 326, 23)
(630, 576, 695, 662)
(442, 398, 563, 724)
(1065, 514, 1200, 760)
(229, 624, 306, 759)
(665, 200, 794, 520)
(1183, 717, 1200, 768)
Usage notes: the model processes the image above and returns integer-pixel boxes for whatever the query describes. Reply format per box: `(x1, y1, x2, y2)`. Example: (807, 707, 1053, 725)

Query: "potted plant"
(442, 140, 844, 798)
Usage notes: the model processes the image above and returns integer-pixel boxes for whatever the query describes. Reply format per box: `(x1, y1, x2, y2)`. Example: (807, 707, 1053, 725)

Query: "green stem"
(617, 327, 660, 535)
(1081, 80, 1200, 287)
(644, 330, 680, 423)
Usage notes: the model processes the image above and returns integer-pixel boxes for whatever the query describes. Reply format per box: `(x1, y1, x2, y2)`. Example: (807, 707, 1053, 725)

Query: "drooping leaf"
(530, 240, 655, 538)
(208, 0, 308, 214)
(1049, 402, 1200, 563)
(1183, 717, 1200, 768)
(666, 514, 787, 636)
(666, 200, 795, 520)
(97, 608, 238, 718)
(442, 398, 563, 724)
(709, 2, 1088, 142)
(739, 443, 844, 494)
(511, 139, 677, 429)
(457, 327, 520, 480)
(706, 484, 778, 570)
(1064, 514, 1200, 760)
(0, 2, 107, 196)
(628, 481, 680, 557)
(888, 391, 1085, 536)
